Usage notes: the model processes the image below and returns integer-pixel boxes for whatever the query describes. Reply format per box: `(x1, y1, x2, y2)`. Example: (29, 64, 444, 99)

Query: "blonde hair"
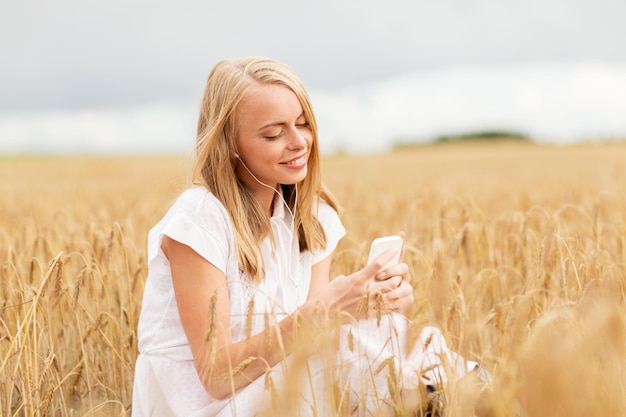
(193, 56, 339, 282)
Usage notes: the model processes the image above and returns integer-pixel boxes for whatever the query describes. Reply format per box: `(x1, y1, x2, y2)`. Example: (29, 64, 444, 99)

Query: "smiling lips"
(281, 154, 307, 167)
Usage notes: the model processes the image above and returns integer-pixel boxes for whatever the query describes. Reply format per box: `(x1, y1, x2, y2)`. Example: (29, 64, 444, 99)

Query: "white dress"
(132, 187, 476, 417)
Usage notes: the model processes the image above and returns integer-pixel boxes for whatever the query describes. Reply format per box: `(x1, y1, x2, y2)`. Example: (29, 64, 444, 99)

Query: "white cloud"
(0, 104, 196, 154)
(1, 62, 625, 155)
(312, 62, 626, 153)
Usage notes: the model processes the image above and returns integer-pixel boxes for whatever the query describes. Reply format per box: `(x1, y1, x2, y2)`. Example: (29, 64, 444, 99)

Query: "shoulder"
(173, 186, 222, 209)
(148, 187, 235, 274)
(314, 197, 342, 225)
(310, 197, 346, 262)
(164, 186, 232, 232)
(170, 187, 226, 217)
(314, 197, 346, 241)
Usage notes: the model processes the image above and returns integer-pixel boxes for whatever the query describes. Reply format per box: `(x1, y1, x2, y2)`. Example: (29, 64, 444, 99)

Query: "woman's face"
(234, 83, 311, 200)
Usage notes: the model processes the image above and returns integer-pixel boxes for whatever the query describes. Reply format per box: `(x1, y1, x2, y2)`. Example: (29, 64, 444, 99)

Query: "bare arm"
(164, 236, 303, 400)
(307, 253, 332, 300)
(164, 235, 410, 400)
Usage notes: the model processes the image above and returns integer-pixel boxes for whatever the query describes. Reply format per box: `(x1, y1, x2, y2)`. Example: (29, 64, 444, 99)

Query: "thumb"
(361, 249, 397, 279)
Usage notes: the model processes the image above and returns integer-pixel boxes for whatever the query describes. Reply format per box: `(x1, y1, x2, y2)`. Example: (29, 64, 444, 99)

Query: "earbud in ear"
(234, 152, 240, 158)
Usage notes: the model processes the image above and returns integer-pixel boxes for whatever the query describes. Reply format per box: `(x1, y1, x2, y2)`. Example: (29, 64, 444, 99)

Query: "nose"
(288, 127, 308, 150)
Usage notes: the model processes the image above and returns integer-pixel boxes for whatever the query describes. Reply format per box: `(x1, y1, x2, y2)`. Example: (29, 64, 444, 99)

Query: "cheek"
(306, 137, 315, 154)
(248, 145, 281, 168)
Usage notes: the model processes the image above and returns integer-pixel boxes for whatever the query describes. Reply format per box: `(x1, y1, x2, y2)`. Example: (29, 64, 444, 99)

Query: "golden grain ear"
(6, 144, 626, 416)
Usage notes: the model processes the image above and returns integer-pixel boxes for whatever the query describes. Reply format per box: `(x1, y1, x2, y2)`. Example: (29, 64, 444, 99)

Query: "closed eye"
(264, 130, 283, 140)
(295, 111, 309, 128)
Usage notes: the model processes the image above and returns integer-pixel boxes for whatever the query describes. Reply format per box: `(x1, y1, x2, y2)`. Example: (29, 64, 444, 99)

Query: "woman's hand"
(304, 249, 409, 321)
(373, 262, 414, 313)
(373, 231, 414, 313)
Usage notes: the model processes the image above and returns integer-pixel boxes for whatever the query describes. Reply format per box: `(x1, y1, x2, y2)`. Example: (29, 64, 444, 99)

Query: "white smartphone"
(367, 235, 403, 269)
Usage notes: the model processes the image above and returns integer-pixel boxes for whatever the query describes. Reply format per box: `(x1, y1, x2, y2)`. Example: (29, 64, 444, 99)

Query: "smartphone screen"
(367, 235, 403, 269)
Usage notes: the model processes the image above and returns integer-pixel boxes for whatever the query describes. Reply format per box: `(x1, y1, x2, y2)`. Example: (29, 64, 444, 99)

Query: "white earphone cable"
(235, 154, 297, 225)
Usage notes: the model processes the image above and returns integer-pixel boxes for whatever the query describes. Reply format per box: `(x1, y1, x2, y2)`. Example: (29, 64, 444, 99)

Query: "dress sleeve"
(312, 201, 346, 265)
(147, 189, 232, 274)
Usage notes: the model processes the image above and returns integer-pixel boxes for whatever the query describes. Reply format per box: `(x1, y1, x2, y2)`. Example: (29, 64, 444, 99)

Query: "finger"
(385, 283, 414, 311)
(384, 280, 413, 301)
(400, 263, 411, 283)
(370, 275, 402, 293)
(375, 262, 409, 281)
(388, 292, 414, 312)
(351, 258, 386, 284)
(365, 249, 399, 277)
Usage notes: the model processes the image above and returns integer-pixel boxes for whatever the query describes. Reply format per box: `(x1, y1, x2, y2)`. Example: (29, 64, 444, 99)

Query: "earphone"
(233, 151, 297, 225)
(234, 151, 302, 302)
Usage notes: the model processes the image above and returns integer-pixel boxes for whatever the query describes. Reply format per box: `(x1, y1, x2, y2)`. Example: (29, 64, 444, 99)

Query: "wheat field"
(1, 141, 625, 416)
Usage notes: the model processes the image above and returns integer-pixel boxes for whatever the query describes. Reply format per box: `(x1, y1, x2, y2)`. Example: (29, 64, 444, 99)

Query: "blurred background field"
(1, 141, 625, 416)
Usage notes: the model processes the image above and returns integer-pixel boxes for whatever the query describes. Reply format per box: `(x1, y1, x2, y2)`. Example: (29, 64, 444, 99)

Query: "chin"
(281, 171, 307, 185)
(281, 179, 305, 186)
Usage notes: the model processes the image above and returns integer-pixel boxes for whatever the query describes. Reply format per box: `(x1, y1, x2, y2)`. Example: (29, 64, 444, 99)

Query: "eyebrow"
(257, 112, 306, 131)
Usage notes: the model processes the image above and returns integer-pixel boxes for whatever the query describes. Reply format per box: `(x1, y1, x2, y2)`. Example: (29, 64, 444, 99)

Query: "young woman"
(132, 56, 481, 417)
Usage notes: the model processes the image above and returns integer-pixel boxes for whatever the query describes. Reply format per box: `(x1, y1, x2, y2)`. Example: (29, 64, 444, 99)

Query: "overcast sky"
(1, 0, 626, 154)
